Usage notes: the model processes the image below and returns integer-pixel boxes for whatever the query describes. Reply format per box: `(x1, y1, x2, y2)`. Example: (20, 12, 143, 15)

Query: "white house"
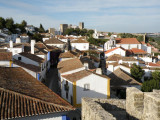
(20, 33, 29, 43)
(25, 25, 35, 33)
(13, 52, 48, 81)
(141, 41, 152, 54)
(0, 52, 12, 67)
(44, 37, 65, 49)
(104, 38, 142, 51)
(61, 70, 110, 107)
(93, 29, 105, 39)
(71, 39, 89, 51)
(105, 47, 126, 57)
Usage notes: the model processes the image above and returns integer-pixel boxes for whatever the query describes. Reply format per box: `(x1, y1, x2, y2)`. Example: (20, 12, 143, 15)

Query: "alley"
(44, 66, 61, 96)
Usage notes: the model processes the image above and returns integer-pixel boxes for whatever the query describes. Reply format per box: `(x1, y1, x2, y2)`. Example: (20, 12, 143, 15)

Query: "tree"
(141, 79, 159, 92)
(5, 17, 14, 32)
(21, 20, 27, 27)
(108, 32, 112, 37)
(130, 64, 145, 82)
(0, 17, 5, 29)
(39, 23, 45, 33)
(32, 33, 42, 42)
(151, 71, 160, 81)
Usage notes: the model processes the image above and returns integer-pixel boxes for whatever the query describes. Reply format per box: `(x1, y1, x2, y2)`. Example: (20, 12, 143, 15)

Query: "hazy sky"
(0, 0, 160, 33)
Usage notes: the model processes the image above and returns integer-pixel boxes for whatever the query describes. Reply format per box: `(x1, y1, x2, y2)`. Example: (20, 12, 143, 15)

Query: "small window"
(84, 84, 90, 91)
(84, 46, 86, 49)
(18, 57, 21, 60)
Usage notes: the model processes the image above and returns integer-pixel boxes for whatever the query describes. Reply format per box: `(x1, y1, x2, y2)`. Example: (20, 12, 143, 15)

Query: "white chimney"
(9, 40, 13, 48)
(31, 40, 35, 54)
(84, 62, 89, 70)
(96, 68, 102, 75)
(16, 38, 21, 43)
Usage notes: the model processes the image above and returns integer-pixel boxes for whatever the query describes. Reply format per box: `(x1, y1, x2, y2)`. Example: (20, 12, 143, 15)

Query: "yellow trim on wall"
(72, 81, 81, 108)
(107, 78, 110, 99)
(9, 60, 12, 67)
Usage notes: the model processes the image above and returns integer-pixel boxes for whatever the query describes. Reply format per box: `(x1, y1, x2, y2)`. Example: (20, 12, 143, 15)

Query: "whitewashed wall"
(76, 74, 109, 104)
(71, 43, 89, 51)
(0, 61, 10, 67)
(61, 78, 73, 103)
(13, 54, 40, 66)
(105, 48, 126, 57)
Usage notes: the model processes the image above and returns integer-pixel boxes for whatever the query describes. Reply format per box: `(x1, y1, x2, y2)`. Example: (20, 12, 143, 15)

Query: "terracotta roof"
(130, 48, 147, 54)
(105, 47, 126, 54)
(0, 52, 12, 61)
(20, 33, 28, 36)
(90, 55, 100, 62)
(116, 38, 140, 44)
(57, 58, 84, 73)
(13, 59, 41, 72)
(106, 54, 122, 61)
(140, 41, 146, 44)
(71, 39, 89, 43)
(147, 43, 151, 46)
(148, 62, 160, 67)
(59, 51, 78, 58)
(108, 68, 142, 86)
(44, 38, 65, 44)
(19, 52, 45, 63)
(0, 67, 74, 119)
(157, 61, 160, 64)
(122, 57, 137, 61)
(0, 49, 7, 52)
(62, 70, 92, 82)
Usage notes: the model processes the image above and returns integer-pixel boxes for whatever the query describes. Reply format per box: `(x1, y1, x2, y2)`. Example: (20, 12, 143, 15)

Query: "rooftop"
(116, 38, 140, 44)
(0, 52, 12, 61)
(0, 67, 74, 119)
(57, 58, 84, 73)
(105, 47, 126, 54)
(71, 39, 89, 43)
(44, 38, 65, 44)
(108, 68, 142, 86)
(19, 52, 45, 63)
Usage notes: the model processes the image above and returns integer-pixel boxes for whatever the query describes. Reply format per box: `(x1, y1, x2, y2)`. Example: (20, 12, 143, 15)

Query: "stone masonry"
(82, 87, 160, 120)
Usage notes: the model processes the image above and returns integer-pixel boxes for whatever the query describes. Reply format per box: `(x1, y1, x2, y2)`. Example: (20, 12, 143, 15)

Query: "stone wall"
(82, 98, 126, 120)
(82, 88, 160, 120)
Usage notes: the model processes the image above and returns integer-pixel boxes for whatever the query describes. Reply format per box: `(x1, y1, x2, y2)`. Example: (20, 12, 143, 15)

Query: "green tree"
(5, 17, 14, 32)
(130, 64, 145, 82)
(32, 33, 42, 42)
(0, 17, 5, 29)
(87, 30, 94, 37)
(151, 71, 160, 80)
(141, 79, 160, 92)
(21, 20, 27, 27)
(39, 23, 45, 33)
(108, 32, 112, 37)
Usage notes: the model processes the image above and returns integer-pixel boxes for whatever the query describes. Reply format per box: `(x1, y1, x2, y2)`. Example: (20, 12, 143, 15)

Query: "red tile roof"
(0, 67, 74, 119)
(116, 38, 140, 44)
(44, 38, 65, 44)
(0, 52, 12, 61)
(140, 41, 146, 44)
(105, 47, 126, 54)
(130, 48, 147, 54)
(148, 62, 160, 67)
(147, 43, 151, 46)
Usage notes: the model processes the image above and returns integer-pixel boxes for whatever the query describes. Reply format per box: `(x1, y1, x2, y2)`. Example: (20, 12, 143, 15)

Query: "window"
(66, 91, 68, 99)
(84, 84, 90, 91)
(83, 46, 86, 49)
(18, 57, 21, 60)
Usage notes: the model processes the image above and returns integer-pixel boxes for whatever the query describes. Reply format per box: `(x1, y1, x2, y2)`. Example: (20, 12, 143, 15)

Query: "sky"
(0, 0, 160, 33)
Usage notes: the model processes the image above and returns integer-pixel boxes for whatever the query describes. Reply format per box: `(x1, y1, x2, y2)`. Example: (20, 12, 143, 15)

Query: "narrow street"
(44, 66, 61, 96)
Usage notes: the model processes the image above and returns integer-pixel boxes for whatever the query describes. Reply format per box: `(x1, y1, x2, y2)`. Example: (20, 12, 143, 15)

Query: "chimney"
(16, 38, 21, 43)
(84, 62, 89, 70)
(9, 40, 13, 48)
(31, 40, 35, 54)
(96, 68, 102, 75)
